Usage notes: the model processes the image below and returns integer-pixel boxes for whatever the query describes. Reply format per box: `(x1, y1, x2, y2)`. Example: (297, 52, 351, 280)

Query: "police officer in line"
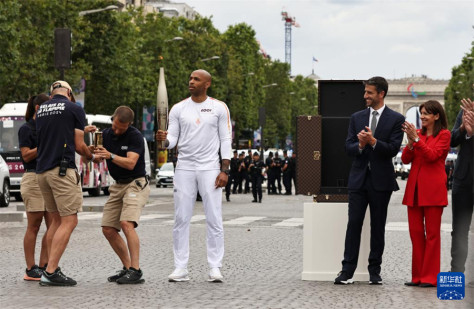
(225, 150, 239, 201)
(290, 152, 297, 192)
(36, 80, 96, 286)
(265, 151, 275, 195)
(93, 106, 150, 284)
(236, 152, 246, 193)
(272, 152, 282, 194)
(230, 150, 240, 195)
(282, 150, 292, 195)
(248, 152, 265, 203)
(243, 149, 252, 194)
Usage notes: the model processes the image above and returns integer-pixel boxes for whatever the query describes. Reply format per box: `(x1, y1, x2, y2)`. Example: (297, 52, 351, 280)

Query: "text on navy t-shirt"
(35, 95, 86, 173)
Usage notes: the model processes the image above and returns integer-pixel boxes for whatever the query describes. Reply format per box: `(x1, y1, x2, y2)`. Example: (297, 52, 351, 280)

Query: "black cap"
(253, 152, 259, 156)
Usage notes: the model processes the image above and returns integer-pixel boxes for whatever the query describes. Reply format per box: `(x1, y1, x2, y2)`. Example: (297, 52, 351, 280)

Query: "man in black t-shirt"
(93, 106, 150, 285)
(36, 80, 95, 287)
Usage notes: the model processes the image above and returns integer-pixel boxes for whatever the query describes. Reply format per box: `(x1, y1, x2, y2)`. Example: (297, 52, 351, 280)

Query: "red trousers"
(407, 205, 444, 285)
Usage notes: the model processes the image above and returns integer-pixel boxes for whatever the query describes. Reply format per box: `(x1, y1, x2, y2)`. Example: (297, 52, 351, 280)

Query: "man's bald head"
(189, 69, 212, 98)
(192, 69, 212, 82)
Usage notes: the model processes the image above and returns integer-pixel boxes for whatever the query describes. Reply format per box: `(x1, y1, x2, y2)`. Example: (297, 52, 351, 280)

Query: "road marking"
(385, 222, 452, 232)
(223, 216, 266, 225)
(78, 213, 102, 220)
(141, 214, 173, 221)
(163, 215, 207, 225)
(273, 217, 304, 227)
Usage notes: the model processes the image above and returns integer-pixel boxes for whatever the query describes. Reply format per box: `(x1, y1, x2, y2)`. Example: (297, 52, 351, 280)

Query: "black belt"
(25, 169, 36, 173)
(116, 178, 135, 184)
(116, 175, 149, 185)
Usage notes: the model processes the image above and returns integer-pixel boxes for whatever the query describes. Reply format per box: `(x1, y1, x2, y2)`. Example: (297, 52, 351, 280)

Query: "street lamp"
(79, 5, 119, 16)
(165, 36, 183, 43)
(200, 56, 220, 62)
(262, 83, 278, 88)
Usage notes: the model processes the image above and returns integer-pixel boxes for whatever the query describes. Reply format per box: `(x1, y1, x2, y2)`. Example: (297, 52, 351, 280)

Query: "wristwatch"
(414, 137, 420, 143)
(110, 153, 115, 161)
(221, 169, 230, 176)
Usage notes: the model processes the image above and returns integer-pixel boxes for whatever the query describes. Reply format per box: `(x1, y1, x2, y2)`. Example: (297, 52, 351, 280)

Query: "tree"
(444, 45, 474, 126)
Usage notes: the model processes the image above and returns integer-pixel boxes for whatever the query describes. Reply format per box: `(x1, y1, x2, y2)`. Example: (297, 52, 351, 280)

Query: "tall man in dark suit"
(450, 98, 474, 274)
(335, 76, 405, 285)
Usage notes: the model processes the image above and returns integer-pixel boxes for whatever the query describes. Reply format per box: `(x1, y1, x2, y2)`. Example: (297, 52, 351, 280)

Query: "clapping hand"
(460, 98, 474, 136)
(402, 121, 418, 144)
(357, 127, 375, 148)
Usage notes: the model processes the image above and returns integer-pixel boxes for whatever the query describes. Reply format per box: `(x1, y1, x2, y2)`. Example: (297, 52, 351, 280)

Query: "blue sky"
(185, 0, 473, 80)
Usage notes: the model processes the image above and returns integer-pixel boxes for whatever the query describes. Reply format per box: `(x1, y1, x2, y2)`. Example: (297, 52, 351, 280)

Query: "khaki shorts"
(20, 172, 45, 212)
(37, 167, 83, 217)
(101, 177, 150, 231)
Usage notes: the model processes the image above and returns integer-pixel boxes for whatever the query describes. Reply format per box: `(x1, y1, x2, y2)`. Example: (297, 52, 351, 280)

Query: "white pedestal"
(301, 202, 370, 281)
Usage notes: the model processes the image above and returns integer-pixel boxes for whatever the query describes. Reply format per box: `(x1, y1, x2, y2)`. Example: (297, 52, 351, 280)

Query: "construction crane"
(281, 10, 300, 74)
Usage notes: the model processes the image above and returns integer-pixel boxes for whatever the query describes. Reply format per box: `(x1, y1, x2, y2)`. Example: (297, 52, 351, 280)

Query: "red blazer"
(401, 129, 451, 207)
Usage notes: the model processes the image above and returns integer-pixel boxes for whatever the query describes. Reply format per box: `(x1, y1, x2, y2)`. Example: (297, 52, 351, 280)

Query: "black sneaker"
(39, 267, 77, 286)
(24, 265, 43, 281)
(334, 271, 354, 285)
(369, 273, 382, 285)
(108, 267, 128, 282)
(116, 267, 145, 284)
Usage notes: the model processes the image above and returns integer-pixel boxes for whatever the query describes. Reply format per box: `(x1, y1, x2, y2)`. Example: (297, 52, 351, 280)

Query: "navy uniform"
(225, 151, 239, 201)
(272, 153, 282, 194)
(236, 153, 246, 193)
(249, 152, 265, 203)
(243, 150, 252, 193)
(265, 152, 274, 194)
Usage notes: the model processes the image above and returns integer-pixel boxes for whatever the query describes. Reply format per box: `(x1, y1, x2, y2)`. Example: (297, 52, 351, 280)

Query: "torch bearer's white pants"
(172, 169, 224, 269)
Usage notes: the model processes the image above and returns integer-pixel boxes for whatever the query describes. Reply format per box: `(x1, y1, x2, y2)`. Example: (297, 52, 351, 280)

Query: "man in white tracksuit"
(156, 69, 232, 282)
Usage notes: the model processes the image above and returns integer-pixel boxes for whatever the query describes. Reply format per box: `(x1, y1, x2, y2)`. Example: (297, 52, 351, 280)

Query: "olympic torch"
(157, 67, 168, 150)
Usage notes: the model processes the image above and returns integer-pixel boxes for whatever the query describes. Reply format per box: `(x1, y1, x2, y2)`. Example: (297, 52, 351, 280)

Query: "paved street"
(0, 179, 472, 309)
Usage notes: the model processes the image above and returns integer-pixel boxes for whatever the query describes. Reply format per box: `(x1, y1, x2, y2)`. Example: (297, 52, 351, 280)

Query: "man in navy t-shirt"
(93, 106, 150, 284)
(36, 80, 95, 287)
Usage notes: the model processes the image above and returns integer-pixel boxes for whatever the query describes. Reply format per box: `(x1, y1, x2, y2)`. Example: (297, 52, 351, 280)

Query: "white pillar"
(302, 202, 371, 281)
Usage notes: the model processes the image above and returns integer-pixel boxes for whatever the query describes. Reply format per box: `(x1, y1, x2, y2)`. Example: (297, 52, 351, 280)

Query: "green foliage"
(0, 1, 319, 148)
(444, 45, 474, 127)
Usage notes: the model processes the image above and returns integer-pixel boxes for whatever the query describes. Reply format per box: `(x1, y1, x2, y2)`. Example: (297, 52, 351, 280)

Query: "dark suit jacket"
(451, 110, 473, 193)
(345, 106, 405, 191)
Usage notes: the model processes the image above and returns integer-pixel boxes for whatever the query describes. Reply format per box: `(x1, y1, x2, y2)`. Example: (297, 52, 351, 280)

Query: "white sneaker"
(168, 268, 189, 282)
(208, 267, 223, 282)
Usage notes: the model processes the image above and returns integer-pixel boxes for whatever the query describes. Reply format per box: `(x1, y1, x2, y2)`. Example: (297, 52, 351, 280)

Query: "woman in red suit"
(401, 100, 450, 287)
